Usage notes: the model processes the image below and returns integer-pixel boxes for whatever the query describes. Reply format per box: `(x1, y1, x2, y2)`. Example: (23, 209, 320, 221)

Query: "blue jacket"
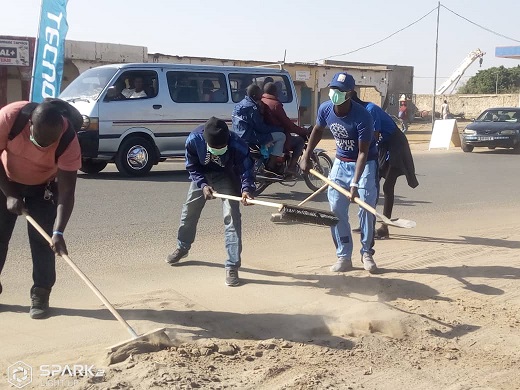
(231, 96, 281, 145)
(185, 125, 255, 194)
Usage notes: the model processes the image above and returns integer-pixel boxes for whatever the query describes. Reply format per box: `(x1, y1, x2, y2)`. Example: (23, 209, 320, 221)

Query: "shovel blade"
(379, 218, 416, 229)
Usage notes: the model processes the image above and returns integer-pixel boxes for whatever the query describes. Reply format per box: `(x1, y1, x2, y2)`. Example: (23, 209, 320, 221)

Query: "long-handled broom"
(23, 212, 171, 352)
(309, 169, 416, 229)
(212, 192, 338, 227)
(270, 183, 329, 223)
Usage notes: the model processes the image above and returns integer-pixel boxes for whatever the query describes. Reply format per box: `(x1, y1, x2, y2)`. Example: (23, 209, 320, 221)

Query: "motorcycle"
(250, 137, 333, 196)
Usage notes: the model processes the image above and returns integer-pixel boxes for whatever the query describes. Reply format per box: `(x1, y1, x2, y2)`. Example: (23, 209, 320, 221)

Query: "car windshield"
(60, 67, 117, 102)
(476, 109, 520, 123)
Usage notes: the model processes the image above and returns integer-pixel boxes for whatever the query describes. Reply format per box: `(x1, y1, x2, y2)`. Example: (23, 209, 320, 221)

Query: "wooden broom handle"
(212, 192, 283, 209)
(23, 212, 139, 339)
(309, 169, 382, 218)
(298, 183, 328, 206)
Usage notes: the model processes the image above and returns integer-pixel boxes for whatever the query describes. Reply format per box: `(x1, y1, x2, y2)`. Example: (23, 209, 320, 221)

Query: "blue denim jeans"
(177, 172, 242, 269)
(327, 159, 378, 260)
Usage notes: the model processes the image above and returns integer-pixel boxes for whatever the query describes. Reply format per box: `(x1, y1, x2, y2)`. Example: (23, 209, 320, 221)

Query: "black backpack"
(8, 98, 83, 162)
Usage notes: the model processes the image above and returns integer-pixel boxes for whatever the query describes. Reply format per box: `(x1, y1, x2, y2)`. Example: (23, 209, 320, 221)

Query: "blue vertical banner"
(30, 0, 69, 103)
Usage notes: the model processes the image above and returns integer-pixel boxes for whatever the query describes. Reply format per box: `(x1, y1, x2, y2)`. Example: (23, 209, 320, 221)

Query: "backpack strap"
(8, 102, 39, 140)
(54, 120, 77, 163)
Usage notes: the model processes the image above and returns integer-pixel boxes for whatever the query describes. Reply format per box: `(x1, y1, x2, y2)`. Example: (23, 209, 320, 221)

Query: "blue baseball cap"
(329, 72, 356, 92)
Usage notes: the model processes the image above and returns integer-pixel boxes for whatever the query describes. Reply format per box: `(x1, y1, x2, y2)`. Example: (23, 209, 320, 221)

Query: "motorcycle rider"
(232, 84, 286, 176)
(261, 82, 310, 176)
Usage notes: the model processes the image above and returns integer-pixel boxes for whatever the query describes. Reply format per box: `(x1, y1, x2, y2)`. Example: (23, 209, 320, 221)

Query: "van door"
(98, 69, 164, 158)
(159, 70, 231, 157)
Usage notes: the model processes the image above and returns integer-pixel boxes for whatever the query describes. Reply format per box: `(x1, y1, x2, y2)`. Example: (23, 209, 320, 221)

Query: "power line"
(309, 6, 438, 62)
(441, 4, 520, 43)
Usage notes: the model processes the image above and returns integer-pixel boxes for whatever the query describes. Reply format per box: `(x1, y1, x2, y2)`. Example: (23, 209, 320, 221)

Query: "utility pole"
(496, 73, 499, 94)
(432, 1, 441, 129)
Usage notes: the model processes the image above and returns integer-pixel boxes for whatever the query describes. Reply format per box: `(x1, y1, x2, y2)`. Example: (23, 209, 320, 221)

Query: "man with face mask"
(300, 72, 379, 273)
(0, 100, 81, 319)
(166, 117, 255, 286)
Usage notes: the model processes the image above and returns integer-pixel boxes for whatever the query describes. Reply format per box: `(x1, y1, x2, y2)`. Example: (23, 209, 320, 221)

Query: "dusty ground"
(71, 123, 518, 390)
(73, 206, 520, 390)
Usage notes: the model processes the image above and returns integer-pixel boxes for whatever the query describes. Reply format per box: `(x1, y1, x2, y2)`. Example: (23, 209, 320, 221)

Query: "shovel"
(309, 169, 416, 229)
(23, 212, 170, 352)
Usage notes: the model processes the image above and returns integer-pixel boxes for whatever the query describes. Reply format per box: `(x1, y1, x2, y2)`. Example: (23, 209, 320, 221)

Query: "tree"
(458, 65, 520, 94)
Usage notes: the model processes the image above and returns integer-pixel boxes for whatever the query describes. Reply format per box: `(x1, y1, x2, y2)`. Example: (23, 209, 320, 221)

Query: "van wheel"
(115, 136, 155, 176)
(80, 160, 108, 174)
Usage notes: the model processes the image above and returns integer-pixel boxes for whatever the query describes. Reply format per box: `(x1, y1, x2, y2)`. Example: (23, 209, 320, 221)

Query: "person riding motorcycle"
(261, 82, 310, 176)
(231, 84, 286, 176)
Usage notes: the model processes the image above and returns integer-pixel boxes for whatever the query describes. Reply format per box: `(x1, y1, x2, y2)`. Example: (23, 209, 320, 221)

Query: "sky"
(1, 0, 519, 94)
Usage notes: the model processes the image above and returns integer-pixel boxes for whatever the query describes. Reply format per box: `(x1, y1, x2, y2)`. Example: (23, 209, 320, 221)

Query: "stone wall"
(414, 94, 520, 119)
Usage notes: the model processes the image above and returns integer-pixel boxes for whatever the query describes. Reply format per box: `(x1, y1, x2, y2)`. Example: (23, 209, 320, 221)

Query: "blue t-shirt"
(363, 102, 397, 143)
(317, 100, 378, 161)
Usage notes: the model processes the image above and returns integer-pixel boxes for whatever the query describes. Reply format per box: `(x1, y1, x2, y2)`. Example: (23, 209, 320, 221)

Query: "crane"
(436, 49, 485, 94)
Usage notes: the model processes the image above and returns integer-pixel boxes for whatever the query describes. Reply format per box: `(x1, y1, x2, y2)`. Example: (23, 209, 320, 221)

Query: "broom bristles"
(280, 205, 338, 227)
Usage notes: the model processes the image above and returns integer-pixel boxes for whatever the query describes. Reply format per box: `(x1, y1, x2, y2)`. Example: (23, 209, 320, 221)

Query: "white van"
(59, 63, 299, 176)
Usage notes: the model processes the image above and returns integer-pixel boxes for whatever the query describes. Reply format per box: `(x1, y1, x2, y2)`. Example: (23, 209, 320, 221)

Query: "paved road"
(3, 148, 519, 296)
(1, 147, 519, 365)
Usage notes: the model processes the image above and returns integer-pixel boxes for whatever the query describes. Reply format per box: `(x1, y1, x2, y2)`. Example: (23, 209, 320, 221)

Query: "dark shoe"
(166, 248, 189, 265)
(225, 268, 240, 287)
(352, 227, 361, 233)
(30, 287, 50, 319)
(375, 226, 389, 240)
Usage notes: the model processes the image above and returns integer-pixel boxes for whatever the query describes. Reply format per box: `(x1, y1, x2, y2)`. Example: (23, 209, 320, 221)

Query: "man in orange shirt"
(0, 100, 81, 319)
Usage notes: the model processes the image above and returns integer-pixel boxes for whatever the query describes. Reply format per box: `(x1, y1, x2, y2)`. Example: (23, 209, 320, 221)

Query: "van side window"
(105, 70, 159, 101)
(229, 74, 293, 103)
(167, 71, 228, 103)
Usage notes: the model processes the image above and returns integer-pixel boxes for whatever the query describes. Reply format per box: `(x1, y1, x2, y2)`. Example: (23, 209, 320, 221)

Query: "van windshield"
(60, 67, 117, 102)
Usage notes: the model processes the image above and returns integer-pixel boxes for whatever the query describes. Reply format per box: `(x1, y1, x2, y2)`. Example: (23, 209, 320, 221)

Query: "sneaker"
(361, 253, 378, 274)
(166, 248, 189, 265)
(330, 258, 352, 272)
(225, 268, 240, 287)
(30, 286, 50, 319)
(375, 226, 389, 240)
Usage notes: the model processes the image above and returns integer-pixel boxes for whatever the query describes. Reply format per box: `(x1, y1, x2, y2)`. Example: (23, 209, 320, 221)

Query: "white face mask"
(329, 89, 348, 105)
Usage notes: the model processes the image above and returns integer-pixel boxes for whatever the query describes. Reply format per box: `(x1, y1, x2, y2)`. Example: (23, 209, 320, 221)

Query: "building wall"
(1, 36, 411, 125)
(414, 94, 520, 119)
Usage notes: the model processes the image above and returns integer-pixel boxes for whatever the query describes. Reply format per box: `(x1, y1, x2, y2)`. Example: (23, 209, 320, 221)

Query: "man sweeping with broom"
(300, 72, 379, 274)
(166, 117, 255, 287)
(0, 100, 81, 318)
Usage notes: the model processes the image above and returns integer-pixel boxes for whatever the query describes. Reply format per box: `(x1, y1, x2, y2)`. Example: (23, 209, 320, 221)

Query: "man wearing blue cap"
(300, 72, 378, 273)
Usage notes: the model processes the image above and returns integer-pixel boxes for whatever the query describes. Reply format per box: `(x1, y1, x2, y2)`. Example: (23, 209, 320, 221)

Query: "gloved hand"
(203, 185, 215, 200)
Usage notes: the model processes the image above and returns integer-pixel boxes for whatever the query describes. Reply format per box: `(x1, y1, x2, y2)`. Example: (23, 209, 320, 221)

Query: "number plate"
(479, 136, 493, 141)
